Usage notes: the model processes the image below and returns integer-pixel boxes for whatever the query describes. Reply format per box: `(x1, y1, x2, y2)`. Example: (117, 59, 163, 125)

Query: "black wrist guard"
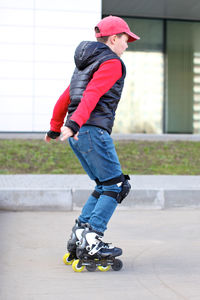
(47, 130, 61, 139)
(65, 120, 80, 135)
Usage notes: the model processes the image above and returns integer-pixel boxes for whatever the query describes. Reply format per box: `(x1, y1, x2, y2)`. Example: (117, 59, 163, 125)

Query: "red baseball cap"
(95, 15, 140, 43)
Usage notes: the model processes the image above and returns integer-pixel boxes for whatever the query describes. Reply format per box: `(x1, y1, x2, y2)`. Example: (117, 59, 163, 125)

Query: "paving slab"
(0, 210, 200, 300)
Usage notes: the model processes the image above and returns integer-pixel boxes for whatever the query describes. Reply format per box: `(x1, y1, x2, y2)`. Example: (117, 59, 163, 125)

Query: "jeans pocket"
(98, 128, 110, 142)
(98, 129, 115, 159)
(77, 130, 93, 154)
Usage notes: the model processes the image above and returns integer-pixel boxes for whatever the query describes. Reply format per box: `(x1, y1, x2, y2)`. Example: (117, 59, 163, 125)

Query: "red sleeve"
(70, 59, 122, 127)
(50, 85, 71, 132)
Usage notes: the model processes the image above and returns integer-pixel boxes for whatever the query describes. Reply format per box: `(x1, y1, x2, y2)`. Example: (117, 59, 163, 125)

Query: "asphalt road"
(1, 209, 200, 300)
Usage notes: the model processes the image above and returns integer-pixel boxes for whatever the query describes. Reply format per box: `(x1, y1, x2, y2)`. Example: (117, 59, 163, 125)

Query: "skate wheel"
(86, 261, 97, 272)
(72, 259, 85, 272)
(111, 259, 123, 271)
(63, 253, 74, 265)
(98, 265, 111, 272)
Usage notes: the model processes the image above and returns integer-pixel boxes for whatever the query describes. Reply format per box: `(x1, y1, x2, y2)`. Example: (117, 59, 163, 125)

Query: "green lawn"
(0, 139, 199, 175)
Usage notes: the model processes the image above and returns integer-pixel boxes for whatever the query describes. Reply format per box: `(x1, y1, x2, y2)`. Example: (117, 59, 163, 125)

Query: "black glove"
(47, 130, 61, 139)
(64, 120, 80, 136)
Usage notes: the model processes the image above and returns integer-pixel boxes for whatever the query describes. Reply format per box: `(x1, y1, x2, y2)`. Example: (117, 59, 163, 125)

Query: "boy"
(45, 16, 139, 270)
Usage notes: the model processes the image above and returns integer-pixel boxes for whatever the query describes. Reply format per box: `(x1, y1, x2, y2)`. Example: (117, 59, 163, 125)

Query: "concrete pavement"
(0, 209, 200, 300)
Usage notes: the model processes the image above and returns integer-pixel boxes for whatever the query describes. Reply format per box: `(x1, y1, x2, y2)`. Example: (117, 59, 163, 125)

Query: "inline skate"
(63, 219, 85, 265)
(72, 224, 123, 272)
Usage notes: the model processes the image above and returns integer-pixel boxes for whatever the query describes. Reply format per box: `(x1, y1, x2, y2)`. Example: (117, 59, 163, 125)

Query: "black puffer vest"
(67, 41, 126, 134)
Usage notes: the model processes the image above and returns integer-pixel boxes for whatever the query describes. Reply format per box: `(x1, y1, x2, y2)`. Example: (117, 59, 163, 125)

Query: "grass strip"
(0, 139, 199, 175)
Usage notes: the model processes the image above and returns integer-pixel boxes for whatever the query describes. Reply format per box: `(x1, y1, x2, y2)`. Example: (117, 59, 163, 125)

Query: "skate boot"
(63, 219, 85, 265)
(72, 224, 123, 272)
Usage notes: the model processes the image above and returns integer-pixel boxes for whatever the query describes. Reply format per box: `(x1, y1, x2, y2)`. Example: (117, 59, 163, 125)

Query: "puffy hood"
(74, 41, 111, 70)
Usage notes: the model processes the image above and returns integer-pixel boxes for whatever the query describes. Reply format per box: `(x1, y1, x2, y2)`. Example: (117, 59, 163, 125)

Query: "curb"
(1, 133, 200, 141)
(72, 188, 200, 210)
(0, 188, 72, 211)
(0, 175, 200, 211)
(1, 189, 200, 211)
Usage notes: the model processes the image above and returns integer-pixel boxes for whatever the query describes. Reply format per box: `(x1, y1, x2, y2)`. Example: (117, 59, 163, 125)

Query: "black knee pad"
(117, 175, 131, 203)
(101, 174, 131, 204)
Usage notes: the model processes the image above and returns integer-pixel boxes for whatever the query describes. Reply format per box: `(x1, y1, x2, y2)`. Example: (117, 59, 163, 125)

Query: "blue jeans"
(68, 125, 122, 233)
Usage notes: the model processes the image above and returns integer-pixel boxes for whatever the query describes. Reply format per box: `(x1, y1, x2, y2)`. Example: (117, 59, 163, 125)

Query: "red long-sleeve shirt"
(50, 59, 122, 132)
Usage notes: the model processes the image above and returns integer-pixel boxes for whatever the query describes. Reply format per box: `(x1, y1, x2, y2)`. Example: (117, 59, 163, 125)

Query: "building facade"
(0, 0, 200, 134)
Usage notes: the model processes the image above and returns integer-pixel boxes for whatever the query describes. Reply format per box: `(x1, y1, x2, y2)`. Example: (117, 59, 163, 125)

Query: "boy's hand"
(61, 126, 79, 141)
(44, 134, 60, 143)
(44, 130, 60, 143)
(44, 134, 52, 143)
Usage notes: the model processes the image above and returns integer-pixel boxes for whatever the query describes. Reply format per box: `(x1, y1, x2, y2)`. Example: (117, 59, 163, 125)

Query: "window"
(113, 18, 164, 133)
(166, 21, 200, 133)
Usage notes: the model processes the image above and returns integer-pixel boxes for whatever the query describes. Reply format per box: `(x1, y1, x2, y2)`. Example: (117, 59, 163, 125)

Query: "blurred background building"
(0, 0, 200, 134)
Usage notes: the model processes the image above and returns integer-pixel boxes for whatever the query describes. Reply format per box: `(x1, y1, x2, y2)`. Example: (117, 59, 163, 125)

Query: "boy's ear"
(109, 35, 117, 44)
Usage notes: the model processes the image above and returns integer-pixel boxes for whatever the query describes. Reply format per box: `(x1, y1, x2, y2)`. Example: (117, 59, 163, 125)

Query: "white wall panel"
(0, 61, 33, 78)
(35, 0, 101, 12)
(0, 9, 34, 26)
(34, 79, 69, 97)
(0, 79, 33, 96)
(0, 0, 34, 9)
(33, 114, 53, 131)
(0, 114, 33, 131)
(35, 27, 93, 46)
(34, 97, 58, 114)
(0, 27, 34, 44)
(0, 0, 101, 132)
(34, 45, 74, 62)
(0, 97, 33, 114)
(35, 11, 99, 29)
(0, 44, 33, 61)
(34, 62, 71, 79)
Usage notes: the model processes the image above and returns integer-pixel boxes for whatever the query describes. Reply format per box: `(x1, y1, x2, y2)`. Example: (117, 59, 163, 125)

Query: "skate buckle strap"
(88, 242, 104, 256)
(76, 228, 84, 240)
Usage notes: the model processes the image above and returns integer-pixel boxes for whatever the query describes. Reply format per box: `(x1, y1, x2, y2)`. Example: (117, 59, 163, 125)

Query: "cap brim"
(127, 32, 140, 43)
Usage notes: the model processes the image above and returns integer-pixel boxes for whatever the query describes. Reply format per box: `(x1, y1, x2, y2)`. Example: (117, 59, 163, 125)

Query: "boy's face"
(108, 34, 129, 57)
